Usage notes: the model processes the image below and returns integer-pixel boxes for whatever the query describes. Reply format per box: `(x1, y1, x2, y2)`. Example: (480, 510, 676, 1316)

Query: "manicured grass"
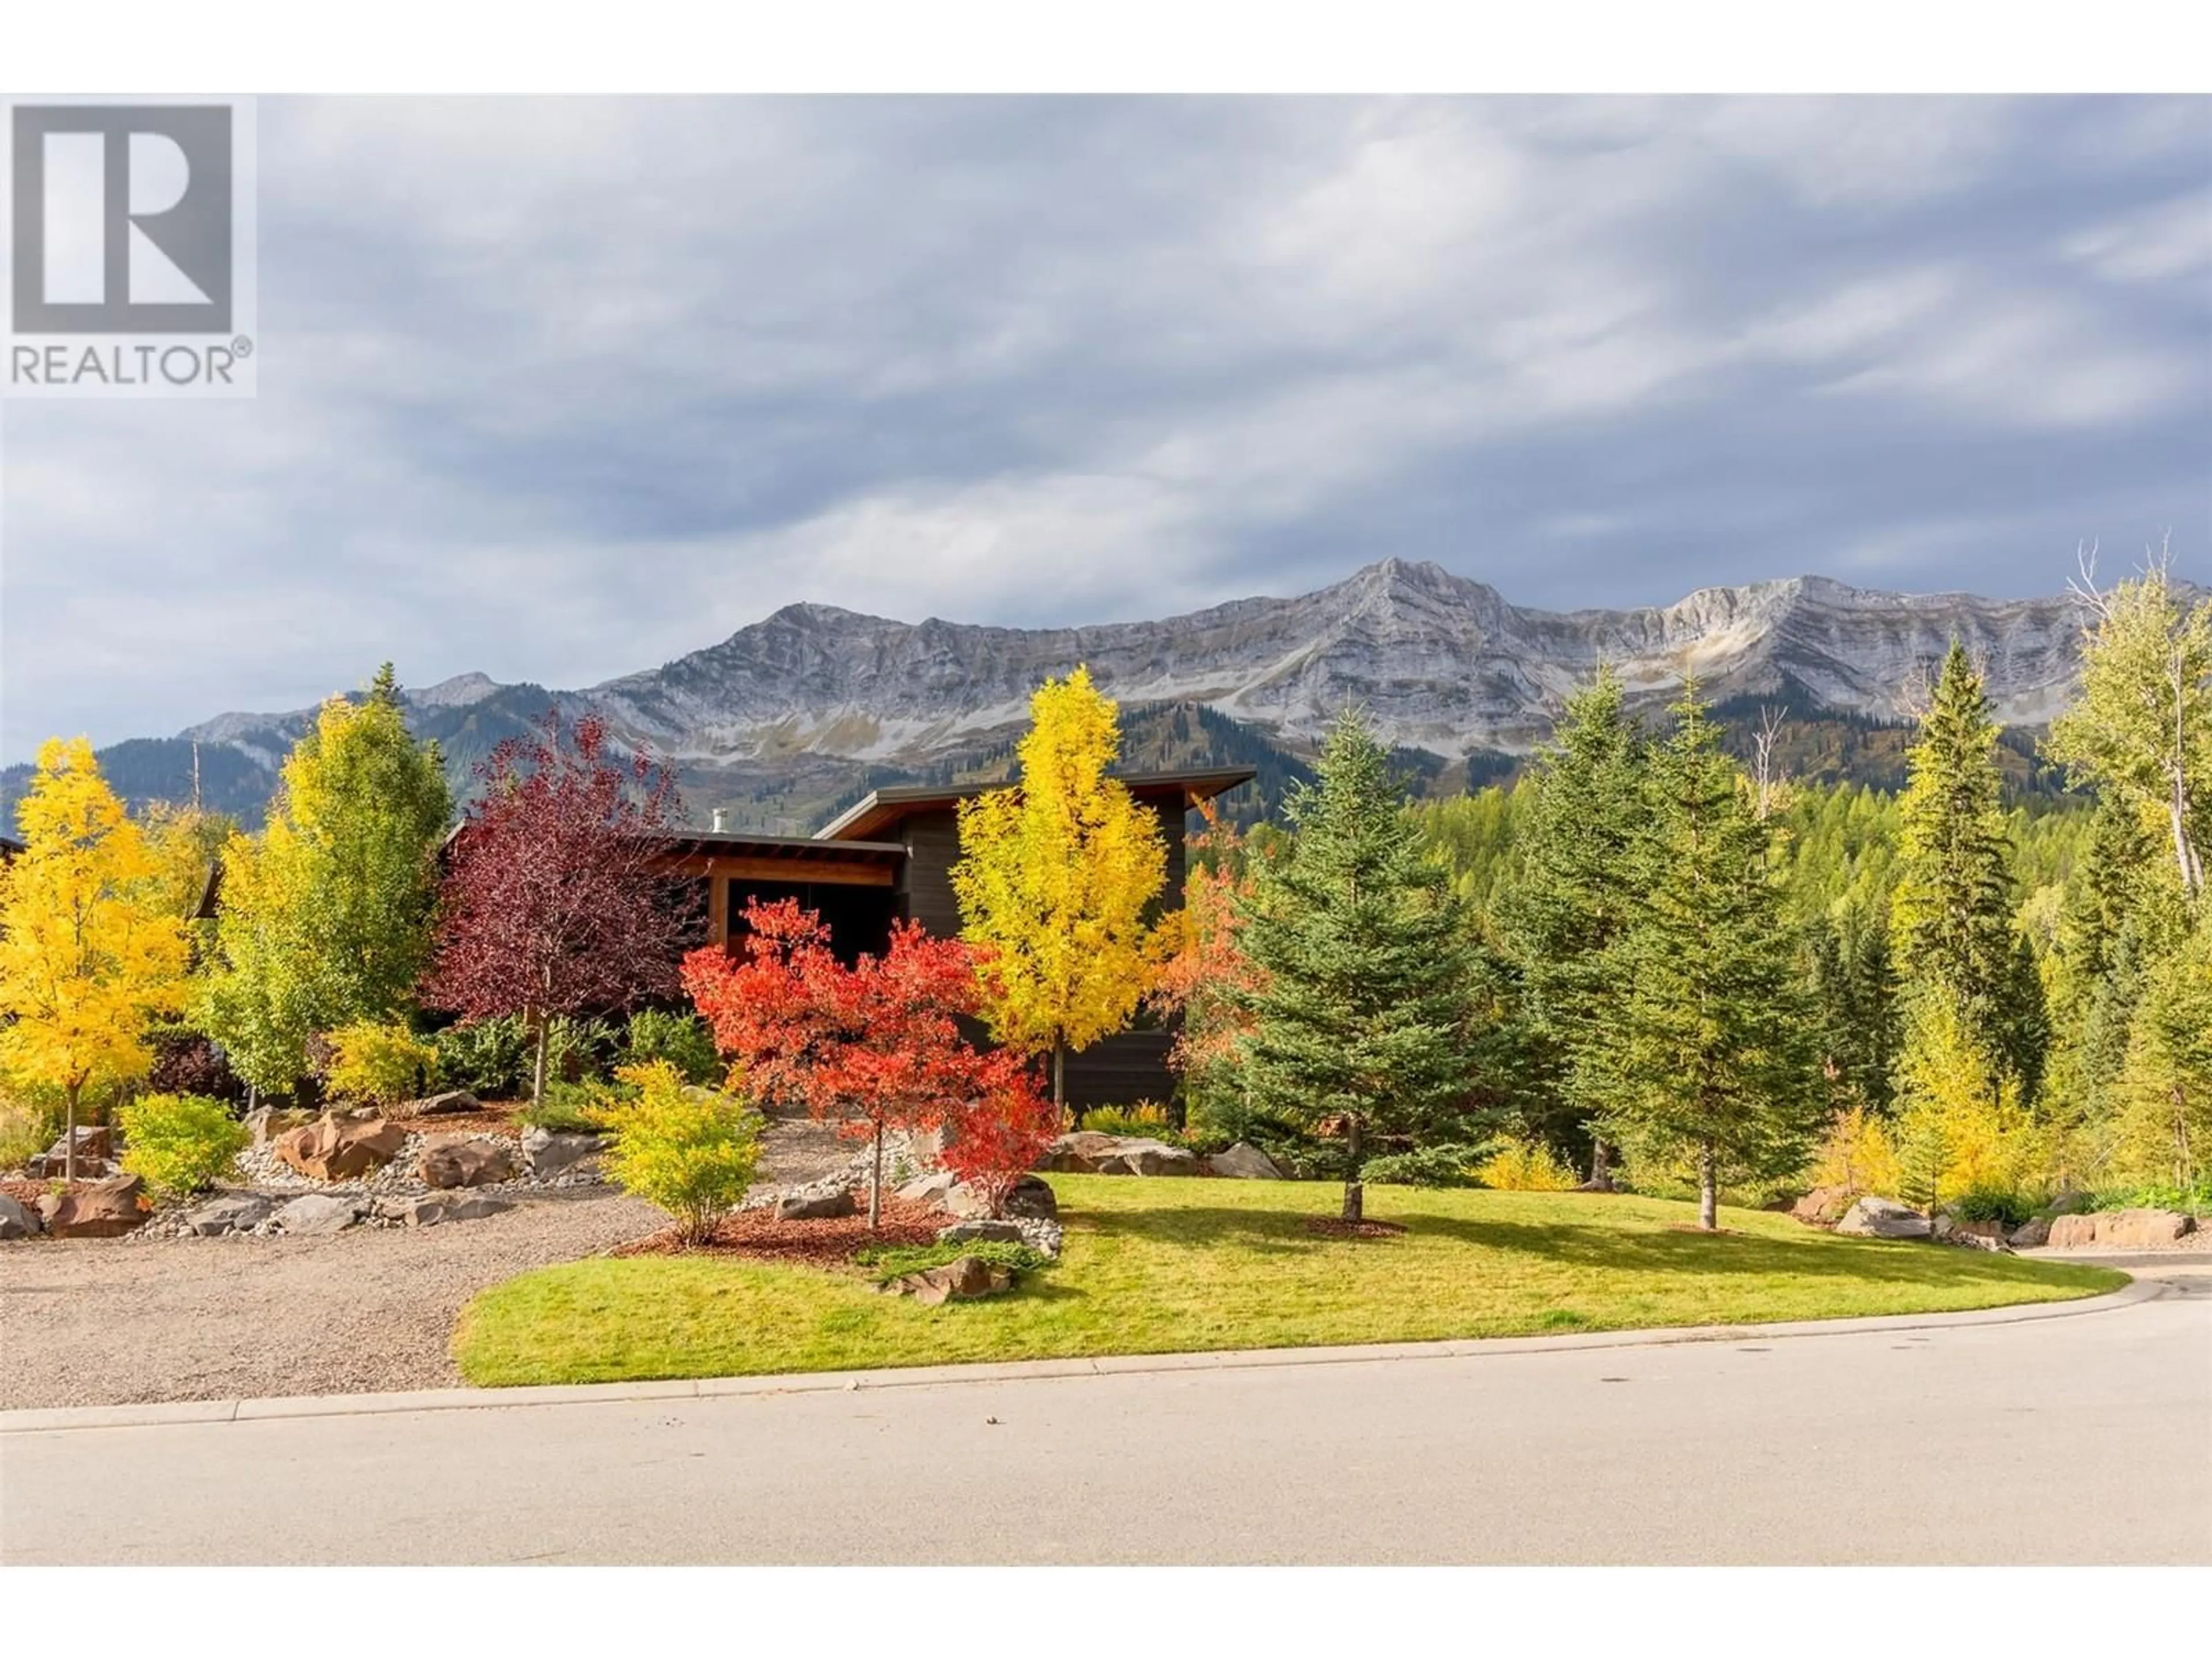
(452, 1177, 2126, 1387)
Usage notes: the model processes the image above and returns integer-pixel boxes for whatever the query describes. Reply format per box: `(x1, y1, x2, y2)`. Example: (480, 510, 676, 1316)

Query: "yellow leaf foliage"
(951, 667, 1167, 1069)
(0, 738, 191, 1105)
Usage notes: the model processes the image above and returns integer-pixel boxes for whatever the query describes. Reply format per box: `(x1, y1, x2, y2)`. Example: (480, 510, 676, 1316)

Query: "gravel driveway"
(1, 1105, 868, 1411)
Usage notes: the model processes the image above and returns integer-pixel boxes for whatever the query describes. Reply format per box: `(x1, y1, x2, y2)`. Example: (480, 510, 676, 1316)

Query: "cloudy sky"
(3, 94, 2207, 760)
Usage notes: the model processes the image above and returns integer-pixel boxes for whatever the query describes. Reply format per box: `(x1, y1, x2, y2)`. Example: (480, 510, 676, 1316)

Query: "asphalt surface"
(3, 1264, 2206, 1565)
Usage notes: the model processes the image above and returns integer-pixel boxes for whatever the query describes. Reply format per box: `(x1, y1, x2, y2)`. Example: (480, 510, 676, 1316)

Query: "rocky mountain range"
(11, 558, 2186, 833)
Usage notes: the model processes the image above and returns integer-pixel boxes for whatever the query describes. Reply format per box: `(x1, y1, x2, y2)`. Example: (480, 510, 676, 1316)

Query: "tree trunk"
(1698, 1145, 1718, 1232)
(63, 1080, 81, 1183)
(1589, 1137, 1612, 1191)
(869, 1122, 884, 1231)
(1342, 1113, 1364, 1223)
(1052, 1040, 1067, 1126)
(529, 1009, 550, 1108)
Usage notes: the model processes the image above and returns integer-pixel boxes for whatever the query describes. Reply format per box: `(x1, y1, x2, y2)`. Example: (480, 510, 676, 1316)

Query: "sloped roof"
(814, 765, 1257, 843)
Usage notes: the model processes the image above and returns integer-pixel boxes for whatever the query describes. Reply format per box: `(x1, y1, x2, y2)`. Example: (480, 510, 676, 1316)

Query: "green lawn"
(453, 1176, 2126, 1387)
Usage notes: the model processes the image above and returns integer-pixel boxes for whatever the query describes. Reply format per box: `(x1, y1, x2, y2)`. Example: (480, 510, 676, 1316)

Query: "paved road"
(4, 1268, 2207, 1565)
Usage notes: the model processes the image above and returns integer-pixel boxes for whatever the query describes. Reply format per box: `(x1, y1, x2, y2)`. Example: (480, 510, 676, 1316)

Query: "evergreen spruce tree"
(1232, 710, 1482, 1222)
(1892, 641, 2046, 1097)
(1498, 666, 1648, 1182)
(1600, 687, 1821, 1230)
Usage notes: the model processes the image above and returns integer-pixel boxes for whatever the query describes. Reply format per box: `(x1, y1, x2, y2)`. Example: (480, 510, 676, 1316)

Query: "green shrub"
(516, 1078, 611, 1134)
(2086, 1179, 2212, 1217)
(596, 1061, 763, 1244)
(1361, 1142, 1495, 1188)
(432, 1016, 531, 1098)
(116, 1093, 249, 1200)
(322, 1020, 439, 1109)
(1082, 1102, 1183, 1141)
(623, 1009, 724, 1086)
(1948, 1187, 2037, 1230)
(0, 1095, 60, 1172)
(852, 1238, 1051, 1282)
(546, 1015, 619, 1085)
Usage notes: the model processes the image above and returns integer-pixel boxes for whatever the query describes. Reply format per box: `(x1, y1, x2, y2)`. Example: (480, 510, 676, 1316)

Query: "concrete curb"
(0, 1274, 2161, 1437)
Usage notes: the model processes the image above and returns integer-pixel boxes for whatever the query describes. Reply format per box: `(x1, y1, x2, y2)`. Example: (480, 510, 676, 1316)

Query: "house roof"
(814, 764, 1258, 844)
(0, 834, 24, 860)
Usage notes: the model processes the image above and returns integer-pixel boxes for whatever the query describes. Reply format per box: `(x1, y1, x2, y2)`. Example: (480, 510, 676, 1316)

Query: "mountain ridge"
(9, 558, 2198, 833)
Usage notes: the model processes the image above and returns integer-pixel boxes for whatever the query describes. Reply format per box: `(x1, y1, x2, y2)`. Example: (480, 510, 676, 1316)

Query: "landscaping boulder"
(25, 1127, 116, 1179)
(37, 1175, 147, 1238)
(1040, 1131, 1200, 1176)
(375, 1192, 513, 1226)
(0, 1195, 40, 1240)
(420, 1138, 518, 1189)
(1791, 1185, 1858, 1227)
(1207, 1141, 1285, 1180)
(999, 1174, 1059, 1219)
(275, 1114, 406, 1181)
(2046, 1213, 2101, 1249)
(896, 1170, 961, 1208)
(882, 1254, 1015, 1306)
(184, 1192, 276, 1236)
(403, 1089, 482, 1118)
(244, 1106, 279, 1148)
(1834, 1196, 1932, 1240)
(273, 1193, 364, 1236)
(776, 1179, 857, 1221)
(522, 1126, 606, 1179)
(2096, 1207, 2195, 1248)
(2008, 1215, 2054, 1248)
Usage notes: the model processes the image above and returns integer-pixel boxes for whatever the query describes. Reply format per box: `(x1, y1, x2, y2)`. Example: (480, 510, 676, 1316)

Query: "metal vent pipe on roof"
(710, 807, 729, 832)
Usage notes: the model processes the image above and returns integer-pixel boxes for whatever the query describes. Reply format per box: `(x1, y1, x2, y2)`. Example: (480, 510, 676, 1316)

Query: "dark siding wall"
(1066, 1029, 1176, 1111)
(896, 808, 965, 936)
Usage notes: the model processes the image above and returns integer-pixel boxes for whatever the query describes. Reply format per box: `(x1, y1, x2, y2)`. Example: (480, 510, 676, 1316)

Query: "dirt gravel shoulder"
(1, 1190, 666, 1411)
(1, 1108, 888, 1412)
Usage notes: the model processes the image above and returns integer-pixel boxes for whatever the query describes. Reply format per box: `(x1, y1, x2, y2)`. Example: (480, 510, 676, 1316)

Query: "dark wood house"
(647, 766, 1256, 1109)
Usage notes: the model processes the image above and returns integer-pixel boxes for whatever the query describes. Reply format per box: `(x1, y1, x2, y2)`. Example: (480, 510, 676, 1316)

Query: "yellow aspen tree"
(0, 739, 191, 1178)
(951, 666, 1167, 1111)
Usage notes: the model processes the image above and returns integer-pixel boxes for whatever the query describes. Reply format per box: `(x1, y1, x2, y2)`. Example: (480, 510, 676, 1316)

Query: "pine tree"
(2108, 909, 2212, 1192)
(1498, 666, 1648, 1181)
(1231, 709, 1482, 1222)
(1892, 641, 2044, 1096)
(1600, 688, 1821, 1230)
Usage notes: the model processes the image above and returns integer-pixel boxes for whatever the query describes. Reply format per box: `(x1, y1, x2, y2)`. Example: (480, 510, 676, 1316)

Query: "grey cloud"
(3, 94, 2207, 760)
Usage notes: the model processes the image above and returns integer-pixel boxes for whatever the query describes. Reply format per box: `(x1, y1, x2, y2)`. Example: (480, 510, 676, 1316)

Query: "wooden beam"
(707, 872, 729, 946)
(708, 855, 896, 887)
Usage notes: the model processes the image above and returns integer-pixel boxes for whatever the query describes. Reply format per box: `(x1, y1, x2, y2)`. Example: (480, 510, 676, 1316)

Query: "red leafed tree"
(682, 899, 1047, 1226)
(937, 1050, 1060, 1217)
(423, 711, 694, 1105)
(1143, 800, 1265, 1122)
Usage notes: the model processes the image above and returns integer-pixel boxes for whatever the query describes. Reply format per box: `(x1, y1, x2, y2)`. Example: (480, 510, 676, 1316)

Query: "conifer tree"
(1891, 641, 2045, 1096)
(2109, 910, 2212, 1192)
(1600, 688, 1820, 1230)
(1231, 710, 1481, 1222)
(1498, 666, 1647, 1181)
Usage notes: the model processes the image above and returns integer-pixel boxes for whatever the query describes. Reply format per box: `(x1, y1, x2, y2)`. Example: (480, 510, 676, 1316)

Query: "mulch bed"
(2, 1178, 55, 1206)
(1305, 1217, 1408, 1240)
(609, 1192, 955, 1268)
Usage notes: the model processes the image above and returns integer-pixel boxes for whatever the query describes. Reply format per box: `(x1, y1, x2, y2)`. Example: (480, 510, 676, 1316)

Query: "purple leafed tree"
(422, 711, 694, 1104)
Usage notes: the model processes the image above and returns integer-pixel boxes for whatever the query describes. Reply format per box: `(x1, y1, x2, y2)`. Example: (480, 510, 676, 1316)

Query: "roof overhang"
(815, 765, 1258, 843)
